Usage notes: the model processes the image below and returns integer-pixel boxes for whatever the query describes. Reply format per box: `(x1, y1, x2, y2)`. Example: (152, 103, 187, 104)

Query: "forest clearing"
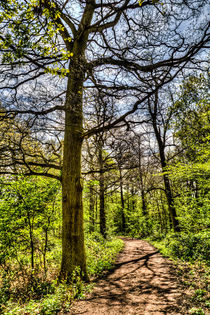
(0, 0, 209, 314)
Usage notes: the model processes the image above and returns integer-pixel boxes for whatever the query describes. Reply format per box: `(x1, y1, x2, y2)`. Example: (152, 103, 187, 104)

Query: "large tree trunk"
(60, 48, 87, 282)
(61, 68, 88, 281)
(59, 2, 94, 281)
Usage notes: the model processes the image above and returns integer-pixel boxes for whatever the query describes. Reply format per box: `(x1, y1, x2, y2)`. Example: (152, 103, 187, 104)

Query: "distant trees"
(85, 72, 209, 237)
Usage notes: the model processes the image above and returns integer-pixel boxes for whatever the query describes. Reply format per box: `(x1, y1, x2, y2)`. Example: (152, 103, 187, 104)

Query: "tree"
(147, 91, 180, 231)
(173, 74, 210, 164)
(0, 0, 209, 280)
(0, 176, 60, 271)
(167, 73, 210, 232)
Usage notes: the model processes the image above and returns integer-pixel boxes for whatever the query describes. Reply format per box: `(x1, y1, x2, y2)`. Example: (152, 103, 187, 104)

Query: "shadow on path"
(68, 239, 184, 315)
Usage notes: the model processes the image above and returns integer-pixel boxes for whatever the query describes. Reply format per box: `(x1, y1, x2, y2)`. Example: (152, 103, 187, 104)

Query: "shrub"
(164, 231, 210, 264)
(86, 233, 124, 276)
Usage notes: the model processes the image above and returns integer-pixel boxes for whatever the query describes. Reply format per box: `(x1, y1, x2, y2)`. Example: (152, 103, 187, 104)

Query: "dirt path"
(68, 238, 185, 315)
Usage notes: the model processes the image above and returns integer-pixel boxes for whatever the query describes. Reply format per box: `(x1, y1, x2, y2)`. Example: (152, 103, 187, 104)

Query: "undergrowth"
(0, 234, 124, 314)
(86, 232, 124, 276)
(151, 232, 209, 265)
(149, 232, 209, 315)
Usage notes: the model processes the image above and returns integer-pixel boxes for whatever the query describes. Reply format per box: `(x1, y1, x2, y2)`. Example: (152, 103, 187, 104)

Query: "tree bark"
(131, 185, 136, 212)
(156, 198, 163, 233)
(60, 1, 95, 281)
(138, 148, 147, 216)
(149, 95, 180, 232)
(119, 166, 126, 233)
(89, 181, 95, 233)
(160, 192, 169, 233)
(60, 49, 86, 282)
(27, 209, 34, 270)
(151, 116, 180, 231)
(156, 132, 180, 231)
(61, 68, 88, 280)
(98, 140, 106, 238)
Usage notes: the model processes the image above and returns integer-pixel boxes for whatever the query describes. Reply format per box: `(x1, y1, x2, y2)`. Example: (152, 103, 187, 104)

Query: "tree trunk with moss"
(60, 4, 94, 280)
(60, 61, 88, 280)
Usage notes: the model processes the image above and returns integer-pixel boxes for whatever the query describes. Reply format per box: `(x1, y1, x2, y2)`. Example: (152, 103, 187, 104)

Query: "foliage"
(173, 74, 210, 163)
(150, 235, 209, 315)
(0, 176, 61, 269)
(0, 209, 123, 315)
(189, 308, 205, 315)
(86, 232, 124, 276)
(0, 0, 73, 73)
(152, 231, 210, 264)
(1, 281, 73, 315)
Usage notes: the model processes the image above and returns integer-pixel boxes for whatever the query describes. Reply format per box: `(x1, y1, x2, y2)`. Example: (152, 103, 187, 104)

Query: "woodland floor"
(67, 238, 188, 315)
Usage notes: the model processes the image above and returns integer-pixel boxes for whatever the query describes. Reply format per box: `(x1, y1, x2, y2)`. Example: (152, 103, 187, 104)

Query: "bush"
(2, 282, 73, 315)
(1, 234, 124, 314)
(86, 233, 124, 276)
(164, 231, 210, 264)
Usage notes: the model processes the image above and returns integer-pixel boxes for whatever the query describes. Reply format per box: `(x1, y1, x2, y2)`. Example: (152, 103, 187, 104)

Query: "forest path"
(67, 238, 185, 315)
